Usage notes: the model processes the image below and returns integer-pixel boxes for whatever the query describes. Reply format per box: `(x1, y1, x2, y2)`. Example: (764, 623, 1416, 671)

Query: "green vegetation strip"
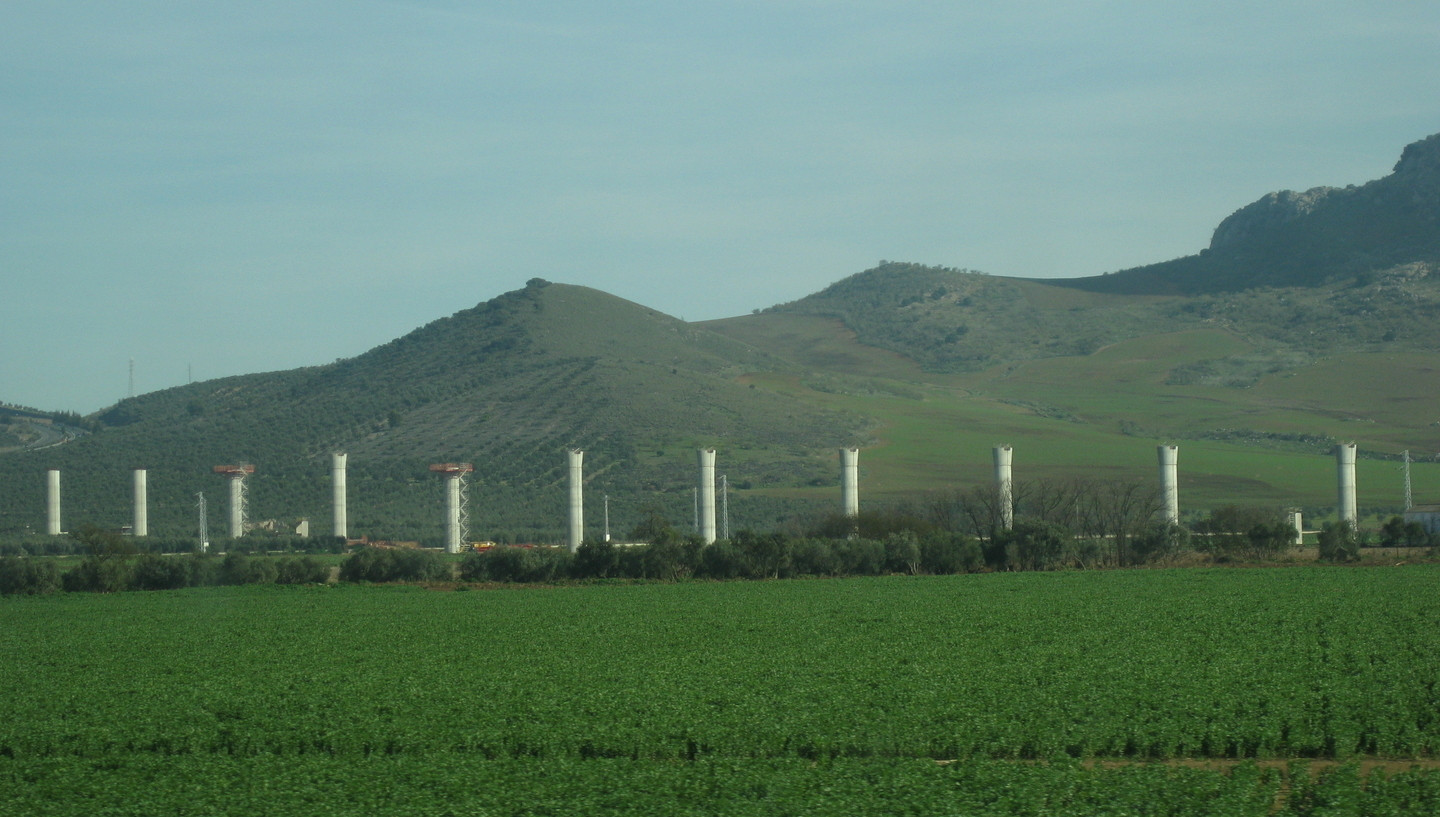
(10, 756, 1440, 816)
(4, 568, 1440, 814)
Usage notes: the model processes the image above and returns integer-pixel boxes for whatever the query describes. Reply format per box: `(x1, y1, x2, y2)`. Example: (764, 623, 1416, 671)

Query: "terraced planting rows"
(3, 567, 1440, 814)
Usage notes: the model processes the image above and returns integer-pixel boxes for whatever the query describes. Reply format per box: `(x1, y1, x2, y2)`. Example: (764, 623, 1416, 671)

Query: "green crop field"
(4, 567, 1440, 814)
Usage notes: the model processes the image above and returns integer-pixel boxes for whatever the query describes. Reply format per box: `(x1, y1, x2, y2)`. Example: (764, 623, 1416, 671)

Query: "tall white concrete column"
(1336, 442, 1358, 525)
(429, 463, 472, 553)
(445, 474, 462, 554)
(567, 449, 584, 552)
(1289, 510, 1304, 545)
(132, 468, 148, 537)
(46, 469, 61, 536)
(698, 449, 717, 544)
(331, 453, 348, 539)
(228, 474, 246, 539)
(994, 445, 1014, 530)
(840, 448, 859, 518)
(1158, 445, 1179, 525)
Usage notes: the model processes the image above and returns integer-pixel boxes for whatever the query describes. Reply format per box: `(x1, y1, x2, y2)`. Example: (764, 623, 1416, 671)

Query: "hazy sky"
(4, 1, 1438, 413)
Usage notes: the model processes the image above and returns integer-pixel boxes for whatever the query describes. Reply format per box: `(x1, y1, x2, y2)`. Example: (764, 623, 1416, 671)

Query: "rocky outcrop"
(1393, 132, 1440, 184)
(1210, 132, 1440, 257)
(1057, 132, 1440, 295)
(1209, 187, 1339, 250)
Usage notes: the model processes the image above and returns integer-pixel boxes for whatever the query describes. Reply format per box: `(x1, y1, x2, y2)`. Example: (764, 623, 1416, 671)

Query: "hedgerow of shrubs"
(11, 498, 1416, 596)
(129, 552, 201, 591)
(0, 556, 61, 595)
(0, 552, 333, 595)
(275, 555, 332, 584)
(60, 557, 134, 593)
(456, 528, 992, 584)
(459, 545, 571, 583)
(338, 547, 448, 583)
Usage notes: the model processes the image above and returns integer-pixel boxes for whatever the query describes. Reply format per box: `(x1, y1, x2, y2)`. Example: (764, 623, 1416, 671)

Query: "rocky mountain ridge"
(1212, 132, 1440, 252)
(1054, 132, 1439, 295)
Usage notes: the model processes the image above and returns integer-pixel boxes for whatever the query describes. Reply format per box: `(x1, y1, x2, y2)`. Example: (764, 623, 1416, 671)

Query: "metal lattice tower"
(236, 476, 248, 533)
(457, 470, 471, 546)
(196, 491, 209, 553)
(720, 474, 730, 541)
(1404, 450, 1414, 510)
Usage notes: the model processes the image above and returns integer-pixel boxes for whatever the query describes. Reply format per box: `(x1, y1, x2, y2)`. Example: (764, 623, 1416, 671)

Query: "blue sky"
(3, 1, 1438, 413)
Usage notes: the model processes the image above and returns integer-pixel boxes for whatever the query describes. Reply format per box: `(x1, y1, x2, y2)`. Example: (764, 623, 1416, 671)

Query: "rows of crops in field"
(7, 755, 1440, 816)
(3, 567, 1440, 814)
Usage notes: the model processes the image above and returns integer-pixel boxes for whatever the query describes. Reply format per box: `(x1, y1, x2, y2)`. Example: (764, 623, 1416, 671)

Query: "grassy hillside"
(757, 263, 1187, 371)
(705, 309, 1440, 517)
(0, 281, 867, 543)
(757, 261, 1440, 380)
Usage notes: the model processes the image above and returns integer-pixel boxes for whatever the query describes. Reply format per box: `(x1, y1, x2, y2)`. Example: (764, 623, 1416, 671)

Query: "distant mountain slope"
(752, 263, 1185, 372)
(749, 258, 1440, 383)
(745, 134, 1440, 379)
(0, 281, 867, 540)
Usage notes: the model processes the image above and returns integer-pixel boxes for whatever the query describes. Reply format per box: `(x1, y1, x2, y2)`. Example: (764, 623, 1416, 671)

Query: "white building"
(1403, 504, 1440, 534)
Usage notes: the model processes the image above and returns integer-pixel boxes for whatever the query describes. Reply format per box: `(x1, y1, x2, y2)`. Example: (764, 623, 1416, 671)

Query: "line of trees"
(0, 551, 332, 595)
(0, 525, 331, 595)
(460, 531, 981, 584)
(5, 477, 1435, 596)
(0, 532, 347, 558)
(462, 476, 1440, 584)
(916, 477, 1177, 567)
(460, 477, 1185, 583)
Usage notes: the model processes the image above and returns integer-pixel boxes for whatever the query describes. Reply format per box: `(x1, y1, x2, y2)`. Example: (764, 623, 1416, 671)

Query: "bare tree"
(956, 483, 1007, 540)
(923, 487, 967, 533)
(1074, 479, 1164, 567)
(1018, 477, 1087, 531)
